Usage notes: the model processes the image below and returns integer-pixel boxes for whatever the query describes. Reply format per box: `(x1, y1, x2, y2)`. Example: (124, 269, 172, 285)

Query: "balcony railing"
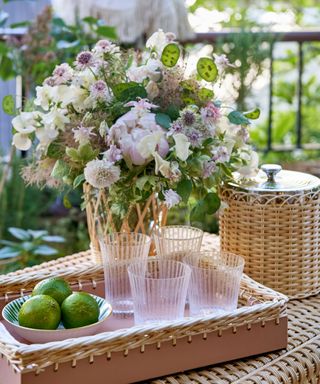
(1, 28, 320, 153)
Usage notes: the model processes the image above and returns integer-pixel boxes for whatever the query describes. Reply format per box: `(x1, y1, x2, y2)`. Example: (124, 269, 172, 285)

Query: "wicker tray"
(0, 235, 288, 384)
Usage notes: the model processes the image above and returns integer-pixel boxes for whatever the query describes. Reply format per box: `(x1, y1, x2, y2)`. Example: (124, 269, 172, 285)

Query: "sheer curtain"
(51, 0, 194, 43)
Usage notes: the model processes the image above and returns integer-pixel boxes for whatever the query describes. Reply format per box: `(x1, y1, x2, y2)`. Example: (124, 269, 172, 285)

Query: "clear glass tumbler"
(153, 225, 203, 262)
(128, 259, 191, 324)
(184, 251, 245, 316)
(99, 232, 151, 317)
(99, 232, 151, 262)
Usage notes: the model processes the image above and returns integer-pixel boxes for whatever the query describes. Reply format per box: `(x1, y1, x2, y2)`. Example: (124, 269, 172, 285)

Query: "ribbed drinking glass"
(128, 259, 191, 324)
(153, 225, 203, 262)
(184, 251, 244, 316)
(99, 232, 151, 317)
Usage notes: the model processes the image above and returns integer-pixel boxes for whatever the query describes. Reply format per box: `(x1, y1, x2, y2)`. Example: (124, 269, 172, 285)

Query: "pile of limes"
(18, 277, 99, 330)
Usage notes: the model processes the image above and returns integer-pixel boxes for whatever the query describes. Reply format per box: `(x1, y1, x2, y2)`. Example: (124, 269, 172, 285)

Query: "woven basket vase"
(83, 183, 168, 264)
(219, 176, 320, 299)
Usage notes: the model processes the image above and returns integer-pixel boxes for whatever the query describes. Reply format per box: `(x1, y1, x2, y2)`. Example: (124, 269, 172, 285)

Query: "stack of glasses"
(99, 226, 244, 324)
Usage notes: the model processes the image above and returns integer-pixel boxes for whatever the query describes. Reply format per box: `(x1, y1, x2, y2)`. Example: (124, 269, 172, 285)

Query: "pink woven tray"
(0, 276, 287, 384)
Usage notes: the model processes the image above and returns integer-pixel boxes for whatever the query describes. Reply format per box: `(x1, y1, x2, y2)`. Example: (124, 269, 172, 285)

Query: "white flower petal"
(173, 133, 190, 161)
(137, 132, 163, 159)
(12, 133, 32, 151)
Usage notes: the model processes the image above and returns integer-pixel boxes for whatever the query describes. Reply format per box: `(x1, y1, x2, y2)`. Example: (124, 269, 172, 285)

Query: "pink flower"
(75, 51, 95, 70)
(213, 54, 236, 72)
(163, 189, 181, 208)
(52, 63, 73, 85)
(90, 80, 109, 100)
(72, 124, 96, 145)
(203, 160, 217, 178)
(103, 145, 122, 163)
(125, 98, 158, 112)
(212, 146, 230, 163)
(201, 102, 221, 125)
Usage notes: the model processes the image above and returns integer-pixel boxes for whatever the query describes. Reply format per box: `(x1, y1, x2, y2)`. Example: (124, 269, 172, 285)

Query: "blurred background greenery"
(1, 0, 320, 273)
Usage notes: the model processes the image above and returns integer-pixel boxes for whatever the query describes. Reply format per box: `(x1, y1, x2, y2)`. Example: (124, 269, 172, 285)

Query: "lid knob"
(261, 164, 282, 183)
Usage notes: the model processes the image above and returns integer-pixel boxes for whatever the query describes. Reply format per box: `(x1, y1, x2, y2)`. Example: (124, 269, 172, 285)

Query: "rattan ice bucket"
(219, 164, 320, 299)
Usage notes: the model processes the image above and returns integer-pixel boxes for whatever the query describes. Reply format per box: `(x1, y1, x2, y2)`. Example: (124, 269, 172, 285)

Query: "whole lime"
(32, 277, 72, 305)
(61, 292, 99, 329)
(18, 295, 61, 330)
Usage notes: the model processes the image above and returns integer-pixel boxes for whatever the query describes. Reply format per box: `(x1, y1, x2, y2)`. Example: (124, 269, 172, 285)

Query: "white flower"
(12, 112, 37, 134)
(72, 124, 96, 145)
(93, 40, 120, 56)
(84, 159, 120, 189)
(11, 112, 38, 151)
(35, 127, 59, 150)
(163, 189, 181, 208)
(213, 54, 236, 72)
(211, 146, 230, 163)
(42, 107, 70, 130)
(146, 81, 159, 100)
(237, 150, 259, 177)
(34, 85, 59, 111)
(153, 152, 171, 177)
(137, 131, 164, 159)
(52, 63, 73, 85)
(146, 29, 172, 56)
(99, 121, 109, 137)
(72, 68, 96, 89)
(12, 133, 32, 151)
(173, 133, 190, 161)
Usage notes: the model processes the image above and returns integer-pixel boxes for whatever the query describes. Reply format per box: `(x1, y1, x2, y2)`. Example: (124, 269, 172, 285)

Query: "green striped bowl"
(2, 294, 112, 343)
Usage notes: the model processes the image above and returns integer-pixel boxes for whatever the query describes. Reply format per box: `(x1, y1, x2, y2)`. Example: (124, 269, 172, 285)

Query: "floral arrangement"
(11, 30, 259, 224)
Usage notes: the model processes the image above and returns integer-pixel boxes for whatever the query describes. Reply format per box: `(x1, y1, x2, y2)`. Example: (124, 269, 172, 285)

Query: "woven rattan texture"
(220, 188, 320, 299)
(84, 184, 168, 263)
(151, 295, 320, 384)
(0, 234, 288, 378)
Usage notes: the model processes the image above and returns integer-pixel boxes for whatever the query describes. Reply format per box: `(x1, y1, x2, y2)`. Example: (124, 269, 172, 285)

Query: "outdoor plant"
(0, 6, 117, 89)
(0, 227, 65, 270)
(9, 30, 260, 227)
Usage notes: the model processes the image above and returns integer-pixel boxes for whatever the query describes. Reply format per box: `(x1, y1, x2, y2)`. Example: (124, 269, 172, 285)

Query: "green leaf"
(161, 43, 180, 68)
(66, 147, 80, 161)
(27, 230, 48, 239)
(2, 95, 15, 115)
(0, 247, 20, 259)
(177, 179, 192, 203)
(33, 245, 58, 256)
(119, 85, 147, 103)
(190, 200, 207, 225)
(47, 142, 64, 159)
(82, 16, 99, 24)
(96, 26, 117, 40)
(10, 21, 31, 28)
(63, 195, 72, 209)
(244, 108, 260, 120)
(0, 239, 18, 247)
(51, 160, 70, 180)
(165, 105, 180, 120)
(197, 58, 218, 82)
(227, 111, 250, 126)
(155, 113, 172, 129)
(203, 193, 221, 214)
(136, 175, 157, 191)
(8, 227, 31, 241)
(78, 143, 99, 162)
(198, 88, 214, 102)
(73, 174, 85, 189)
(42, 235, 65, 243)
(181, 95, 196, 105)
(0, 56, 15, 80)
(113, 82, 139, 98)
